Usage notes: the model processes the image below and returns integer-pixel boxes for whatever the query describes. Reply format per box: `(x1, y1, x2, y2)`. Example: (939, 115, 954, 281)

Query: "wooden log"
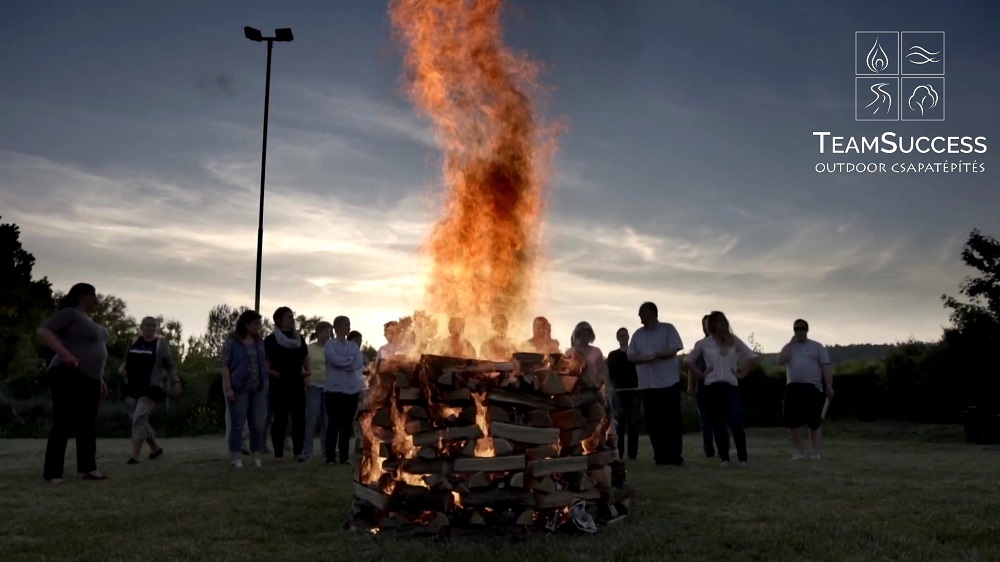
(488, 389, 555, 411)
(462, 488, 535, 508)
(369, 426, 392, 443)
(571, 473, 595, 492)
(549, 409, 585, 429)
(437, 371, 454, 386)
(399, 458, 449, 474)
(554, 390, 598, 409)
(539, 373, 566, 394)
(372, 408, 392, 428)
(533, 489, 601, 508)
(524, 445, 559, 460)
(407, 406, 429, 420)
(405, 420, 433, 435)
(586, 449, 619, 467)
(487, 406, 510, 423)
(509, 472, 525, 488)
(491, 422, 560, 445)
(589, 466, 613, 488)
(353, 482, 388, 510)
(417, 446, 437, 460)
(468, 472, 491, 489)
(559, 376, 579, 393)
(524, 410, 552, 428)
(469, 511, 486, 525)
(452, 455, 526, 473)
(461, 439, 476, 457)
(562, 443, 584, 457)
(516, 510, 535, 526)
(585, 402, 606, 424)
(426, 512, 449, 533)
(459, 405, 478, 424)
(579, 370, 599, 389)
(398, 388, 423, 402)
(412, 425, 484, 446)
(445, 388, 472, 403)
(531, 476, 556, 494)
(491, 438, 514, 456)
(528, 455, 588, 477)
(396, 372, 411, 388)
(425, 473, 452, 490)
(560, 429, 586, 448)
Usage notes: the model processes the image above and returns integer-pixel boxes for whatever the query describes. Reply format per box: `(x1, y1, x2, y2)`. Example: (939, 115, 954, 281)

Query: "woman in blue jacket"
(221, 310, 269, 468)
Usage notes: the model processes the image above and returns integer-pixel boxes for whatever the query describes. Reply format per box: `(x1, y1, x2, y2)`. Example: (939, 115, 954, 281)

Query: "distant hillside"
(757, 343, 897, 367)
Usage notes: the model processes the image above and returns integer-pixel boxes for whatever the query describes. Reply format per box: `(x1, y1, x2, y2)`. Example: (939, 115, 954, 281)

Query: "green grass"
(1, 424, 998, 561)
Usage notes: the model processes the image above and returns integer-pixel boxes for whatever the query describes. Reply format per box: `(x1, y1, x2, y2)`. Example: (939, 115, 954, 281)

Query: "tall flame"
(389, 0, 559, 325)
(471, 391, 495, 457)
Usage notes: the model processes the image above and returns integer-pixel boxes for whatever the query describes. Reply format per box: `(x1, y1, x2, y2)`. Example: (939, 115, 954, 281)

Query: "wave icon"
(908, 84, 939, 115)
(906, 45, 940, 65)
(865, 38, 890, 72)
(864, 82, 893, 115)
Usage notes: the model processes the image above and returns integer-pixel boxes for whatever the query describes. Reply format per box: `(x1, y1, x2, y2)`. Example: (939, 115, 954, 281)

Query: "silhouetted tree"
(0, 218, 54, 378)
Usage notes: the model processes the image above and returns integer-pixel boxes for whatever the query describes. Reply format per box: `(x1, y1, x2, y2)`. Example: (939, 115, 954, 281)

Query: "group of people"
(34, 283, 833, 484)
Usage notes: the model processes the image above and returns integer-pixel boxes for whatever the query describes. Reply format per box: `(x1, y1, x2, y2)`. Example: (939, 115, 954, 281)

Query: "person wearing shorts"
(777, 319, 833, 460)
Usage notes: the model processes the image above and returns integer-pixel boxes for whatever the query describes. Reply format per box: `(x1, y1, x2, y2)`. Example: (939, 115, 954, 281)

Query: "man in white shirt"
(777, 319, 834, 460)
(627, 301, 685, 466)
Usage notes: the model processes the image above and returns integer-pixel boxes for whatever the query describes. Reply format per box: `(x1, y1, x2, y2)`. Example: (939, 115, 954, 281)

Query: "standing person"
(37, 283, 110, 483)
(522, 316, 560, 354)
(120, 316, 183, 464)
(303, 321, 331, 461)
(264, 307, 309, 462)
(480, 314, 516, 361)
(324, 316, 364, 465)
(221, 310, 269, 468)
(374, 321, 407, 374)
(686, 315, 718, 458)
(607, 327, 641, 461)
(627, 301, 685, 466)
(565, 322, 607, 385)
(436, 317, 476, 358)
(685, 311, 757, 466)
(777, 319, 834, 460)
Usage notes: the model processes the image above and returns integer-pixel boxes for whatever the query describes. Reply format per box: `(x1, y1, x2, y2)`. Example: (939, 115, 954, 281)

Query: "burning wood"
(351, 354, 634, 537)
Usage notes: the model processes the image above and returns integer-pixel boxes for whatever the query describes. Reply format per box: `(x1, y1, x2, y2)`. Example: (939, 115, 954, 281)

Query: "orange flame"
(389, 0, 559, 325)
(471, 392, 495, 457)
(358, 410, 384, 485)
(391, 396, 418, 459)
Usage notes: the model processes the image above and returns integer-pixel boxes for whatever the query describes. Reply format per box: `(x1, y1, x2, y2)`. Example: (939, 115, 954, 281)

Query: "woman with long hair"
(120, 316, 183, 464)
(37, 283, 110, 483)
(685, 311, 758, 466)
(221, 310, 269, 468)
(264, 306, 309, 462)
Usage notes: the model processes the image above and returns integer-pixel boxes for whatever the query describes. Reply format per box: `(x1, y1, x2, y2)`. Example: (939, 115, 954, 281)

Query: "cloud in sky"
(1, 0, 997, 353)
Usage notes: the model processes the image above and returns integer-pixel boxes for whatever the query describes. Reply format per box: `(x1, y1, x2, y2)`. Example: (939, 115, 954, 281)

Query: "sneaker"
(253, 459, 263, 468)
(810, 452, 821, 460)
(720, 461, 730, 467)
(232, 459, 244, 468)
(791, 453, 805, 460)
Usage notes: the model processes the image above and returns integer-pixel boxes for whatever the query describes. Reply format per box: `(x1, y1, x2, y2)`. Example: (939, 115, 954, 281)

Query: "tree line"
(2, 216, 998, 440)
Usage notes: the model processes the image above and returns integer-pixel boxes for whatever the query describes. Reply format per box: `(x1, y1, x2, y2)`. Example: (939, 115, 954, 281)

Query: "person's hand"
(225, 388, 236, 402)
(702, 367, 713, 379)
(62, 353, 80, 369)
(172, 382, 183, 399)
(302, 370, 311, 379)
(825, 387, 835, 400)
(269, 370, 281, 379)
(99, 379, 109, 397)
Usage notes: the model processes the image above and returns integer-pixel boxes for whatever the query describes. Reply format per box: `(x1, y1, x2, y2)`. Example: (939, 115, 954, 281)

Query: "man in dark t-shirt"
(607, 327, 640, 460)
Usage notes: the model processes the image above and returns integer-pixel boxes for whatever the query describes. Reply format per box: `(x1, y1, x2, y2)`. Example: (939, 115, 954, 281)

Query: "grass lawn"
(1, 423, 997, 561)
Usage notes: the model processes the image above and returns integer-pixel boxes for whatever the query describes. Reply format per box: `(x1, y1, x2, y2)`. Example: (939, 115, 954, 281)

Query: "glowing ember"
(389, 0, 559, 327)
(391, 396, 418, 459)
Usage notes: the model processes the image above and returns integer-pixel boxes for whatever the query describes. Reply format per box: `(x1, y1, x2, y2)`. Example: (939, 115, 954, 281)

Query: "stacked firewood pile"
(350, 352, 635, 537)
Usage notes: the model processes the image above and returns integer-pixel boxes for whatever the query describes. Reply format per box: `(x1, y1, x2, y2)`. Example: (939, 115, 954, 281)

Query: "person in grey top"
(36, 283, 110, 483)
(777, 319, 834, 460)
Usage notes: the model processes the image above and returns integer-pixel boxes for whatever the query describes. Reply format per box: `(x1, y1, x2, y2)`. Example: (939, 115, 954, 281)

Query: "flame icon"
(864, 82, 893, 115)
(865, 38, 890, 73)
(905, 45, 940, 65)
(908, 84, 939, 115)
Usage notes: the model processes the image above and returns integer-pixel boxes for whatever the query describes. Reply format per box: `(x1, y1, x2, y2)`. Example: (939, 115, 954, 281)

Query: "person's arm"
(626, 333, 654, 363)
(776, 339, 794, 366)
(300, 339, 311, 378)
(819, 345, 834, 398)
(735, 338, 758, 378)
(326, 342, 358, 368)
(220, 340, 235, 401)
(685, 342, 705, 384)
(655, 325, 683, 359)
(36, 310, 78, 367)
(264, 337, 281, 378)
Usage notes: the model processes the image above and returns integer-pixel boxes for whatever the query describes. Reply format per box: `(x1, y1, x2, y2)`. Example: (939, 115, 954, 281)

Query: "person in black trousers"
(687, 314, 721, 457)
(263, 307, 310, 462)
(36, 283, 110, 483)
(607, 327, 641, 460)
(324, 316, 365, 465)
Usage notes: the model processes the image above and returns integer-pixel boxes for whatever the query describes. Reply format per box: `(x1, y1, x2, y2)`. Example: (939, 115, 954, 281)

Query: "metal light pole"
(244, 26, 293, 313)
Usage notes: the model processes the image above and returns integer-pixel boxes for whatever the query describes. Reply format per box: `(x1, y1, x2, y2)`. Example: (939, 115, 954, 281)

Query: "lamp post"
(244, 26, 293, 313)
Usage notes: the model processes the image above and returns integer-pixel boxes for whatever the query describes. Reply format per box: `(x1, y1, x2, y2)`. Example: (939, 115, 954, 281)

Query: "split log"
(445, 361, 516, 373)
(586, 449, 619, 467)
(453, 455, 526, 472)
(579, 370, 599, 389)
(396, 372, 411, 388)
(462, 488, 535, 508)
(554, 390, 598, 409)
(488, 389, 555, 411)
(426, 512, 449, 533)
(585, 402, 606, 423)
(398, 458, 449, 475)
(469, 511, 485, 525)
(445, 388, 472, 403)
(560, 376, 579, 393)
(412, 425, 484, 446)
(549, 409, 585, 429)
(461, 440, 476, 457)
(397, 388, 423, 402)
(417, 447, 437, 460)
(516, 510, 535, 526)
(589, 466, 613, 488)
(491, 422, 560, 445)
(425, 474, 452, 490)
(570, 473, 595, 492)
(488, 406, 510, 423)
(528, 455, 588, 477)
(407, 406, 429, 420)
(533, 488, 601, 509)
(560, 429, 586, 448)
(468, 472, 491, 489)
(530, 476, 556, 494)
(353, 482, 388, 510)
(458, 406, 478, 424)
(509, 472, 525, 488)
(405, 420, 433, 435)
(369, 426, 392, 443)
(525, 410, 552, 428)
(491, 438, 515, 456)
(524, 445, 559, 460)
(372, 408, 392, 428)
(437, 371, 454, 386)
